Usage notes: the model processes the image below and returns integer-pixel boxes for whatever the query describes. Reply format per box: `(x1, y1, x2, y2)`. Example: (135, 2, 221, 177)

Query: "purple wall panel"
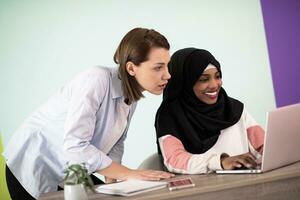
(261, 0, 300, 107)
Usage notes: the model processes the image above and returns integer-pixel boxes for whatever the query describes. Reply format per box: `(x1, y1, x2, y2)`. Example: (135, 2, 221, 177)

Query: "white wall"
(0, 0, 275, 169)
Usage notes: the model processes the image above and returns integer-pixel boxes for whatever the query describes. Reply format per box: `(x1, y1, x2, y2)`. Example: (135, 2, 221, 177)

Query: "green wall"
(0, 134, 11, 200)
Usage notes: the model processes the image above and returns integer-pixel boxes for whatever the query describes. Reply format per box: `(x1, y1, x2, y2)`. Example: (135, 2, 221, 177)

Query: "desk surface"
(39, 162, 300, 200)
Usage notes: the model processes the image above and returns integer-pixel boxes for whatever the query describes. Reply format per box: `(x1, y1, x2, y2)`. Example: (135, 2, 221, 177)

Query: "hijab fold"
(155, 48, 243, 154)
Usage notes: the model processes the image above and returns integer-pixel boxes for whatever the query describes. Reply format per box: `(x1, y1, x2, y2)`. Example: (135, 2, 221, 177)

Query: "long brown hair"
(114, 28, 170, 103)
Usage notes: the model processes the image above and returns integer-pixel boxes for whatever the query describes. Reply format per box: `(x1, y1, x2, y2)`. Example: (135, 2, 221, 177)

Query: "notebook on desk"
(216, 103, 300, 174)
(95, 179, 167, 196)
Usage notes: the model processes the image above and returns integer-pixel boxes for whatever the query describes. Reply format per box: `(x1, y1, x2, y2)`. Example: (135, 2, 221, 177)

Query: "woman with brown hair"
(3, 27, 173, 199)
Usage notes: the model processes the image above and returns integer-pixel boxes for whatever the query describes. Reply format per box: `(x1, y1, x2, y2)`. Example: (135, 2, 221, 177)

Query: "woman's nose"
(163, 67, 171, 80)
(209, 78, 219, 88)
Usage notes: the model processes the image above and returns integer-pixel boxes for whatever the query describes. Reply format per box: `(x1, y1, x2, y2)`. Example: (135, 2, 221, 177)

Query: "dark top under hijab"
(155, 48, 244, 154)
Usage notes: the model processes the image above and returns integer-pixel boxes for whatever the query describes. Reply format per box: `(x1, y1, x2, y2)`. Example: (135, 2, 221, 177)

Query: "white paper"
(95, 180, 167, 196)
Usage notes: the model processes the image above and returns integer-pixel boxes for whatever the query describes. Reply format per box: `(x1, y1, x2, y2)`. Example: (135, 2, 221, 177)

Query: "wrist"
(122, 168, 134, 180)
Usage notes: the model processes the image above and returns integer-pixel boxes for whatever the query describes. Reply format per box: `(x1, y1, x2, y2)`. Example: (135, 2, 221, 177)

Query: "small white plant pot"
(64, 184, 88, 200)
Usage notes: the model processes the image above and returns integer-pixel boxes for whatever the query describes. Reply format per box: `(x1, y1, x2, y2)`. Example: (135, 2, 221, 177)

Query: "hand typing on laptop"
(216, 103, 300, 174)
(220, 152, 258, 170)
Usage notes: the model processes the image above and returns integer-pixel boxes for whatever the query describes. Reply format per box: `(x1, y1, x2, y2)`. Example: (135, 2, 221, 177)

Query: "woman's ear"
(126, 61, 136, 76)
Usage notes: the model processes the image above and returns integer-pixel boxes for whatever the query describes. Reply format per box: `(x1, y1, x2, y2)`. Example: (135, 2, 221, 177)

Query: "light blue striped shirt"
(3, 66, 137, 198)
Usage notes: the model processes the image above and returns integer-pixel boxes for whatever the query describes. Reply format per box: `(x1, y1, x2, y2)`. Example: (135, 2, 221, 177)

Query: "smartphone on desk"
(168, 178, 195, 191)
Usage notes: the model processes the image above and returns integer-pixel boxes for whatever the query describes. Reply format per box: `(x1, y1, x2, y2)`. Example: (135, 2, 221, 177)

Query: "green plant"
(64, 163, 95, 192)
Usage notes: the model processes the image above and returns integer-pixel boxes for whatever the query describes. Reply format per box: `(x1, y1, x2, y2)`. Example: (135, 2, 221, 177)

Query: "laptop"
(216, 103, 300, 174)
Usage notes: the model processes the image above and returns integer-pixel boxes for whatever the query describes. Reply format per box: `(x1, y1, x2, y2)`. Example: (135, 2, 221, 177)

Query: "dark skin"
(193, 67, 259, 170)
(221, 152, 258, 169)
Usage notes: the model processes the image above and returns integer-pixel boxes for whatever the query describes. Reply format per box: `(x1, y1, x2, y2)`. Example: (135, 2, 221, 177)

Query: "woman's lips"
(205, 91, 218, 99)
(158, 82, 168, 89)
(159, 83, 167, 89)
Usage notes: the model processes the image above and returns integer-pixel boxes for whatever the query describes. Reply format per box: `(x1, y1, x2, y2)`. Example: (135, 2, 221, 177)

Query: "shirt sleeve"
(63, 67, 112, 173)
(243, 109, 265, 161)
(107, 129, 127, 164)
(158, 135, 222, 174)
(107, 103, 137, 164)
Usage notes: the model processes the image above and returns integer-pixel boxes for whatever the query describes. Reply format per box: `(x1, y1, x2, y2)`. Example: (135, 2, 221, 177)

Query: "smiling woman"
(193, 64, 222, 105)
(155, 48, 265, 174)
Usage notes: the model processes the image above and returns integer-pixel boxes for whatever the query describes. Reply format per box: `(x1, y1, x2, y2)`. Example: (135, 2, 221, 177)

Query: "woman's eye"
(154, 66, 162, 71)
(199, 78, 209, 82)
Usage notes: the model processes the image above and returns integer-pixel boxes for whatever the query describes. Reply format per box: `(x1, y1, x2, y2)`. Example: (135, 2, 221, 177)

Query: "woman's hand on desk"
(221, 152, 257, 170)
(126, 169, 175, 181)
(97, 161, 174, 181)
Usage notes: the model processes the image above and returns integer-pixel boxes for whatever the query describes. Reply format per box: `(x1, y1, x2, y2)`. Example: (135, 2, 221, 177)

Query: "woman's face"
(193, 67, 222, 104)
(128, 47, 171, 95)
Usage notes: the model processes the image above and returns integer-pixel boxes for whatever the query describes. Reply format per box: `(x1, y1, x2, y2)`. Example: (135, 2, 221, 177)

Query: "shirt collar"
(111, 67, 123, 99)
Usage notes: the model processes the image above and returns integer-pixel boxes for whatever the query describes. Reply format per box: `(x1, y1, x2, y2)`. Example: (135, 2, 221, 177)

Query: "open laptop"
(216, 103, 300, 174)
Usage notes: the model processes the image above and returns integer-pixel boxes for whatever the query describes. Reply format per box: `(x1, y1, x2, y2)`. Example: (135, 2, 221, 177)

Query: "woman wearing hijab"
(155, 48, 264, 174)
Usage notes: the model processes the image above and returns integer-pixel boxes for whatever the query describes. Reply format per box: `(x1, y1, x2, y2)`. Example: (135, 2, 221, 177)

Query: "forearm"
(97, 161, 132, 180)
(159, 135, 223, 174)
(98, 161, 174, 181)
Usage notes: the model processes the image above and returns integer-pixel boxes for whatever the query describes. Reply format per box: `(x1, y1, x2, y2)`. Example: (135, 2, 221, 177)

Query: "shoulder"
(84, 66, 112, 80)
(241, 108, 252, 120)
(159, 100, 181, 115)
(241, 108, 259, 127)
(73, 66, 116, 87)
(64, 66, 119, 99)
(156, 100, 182, 127)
